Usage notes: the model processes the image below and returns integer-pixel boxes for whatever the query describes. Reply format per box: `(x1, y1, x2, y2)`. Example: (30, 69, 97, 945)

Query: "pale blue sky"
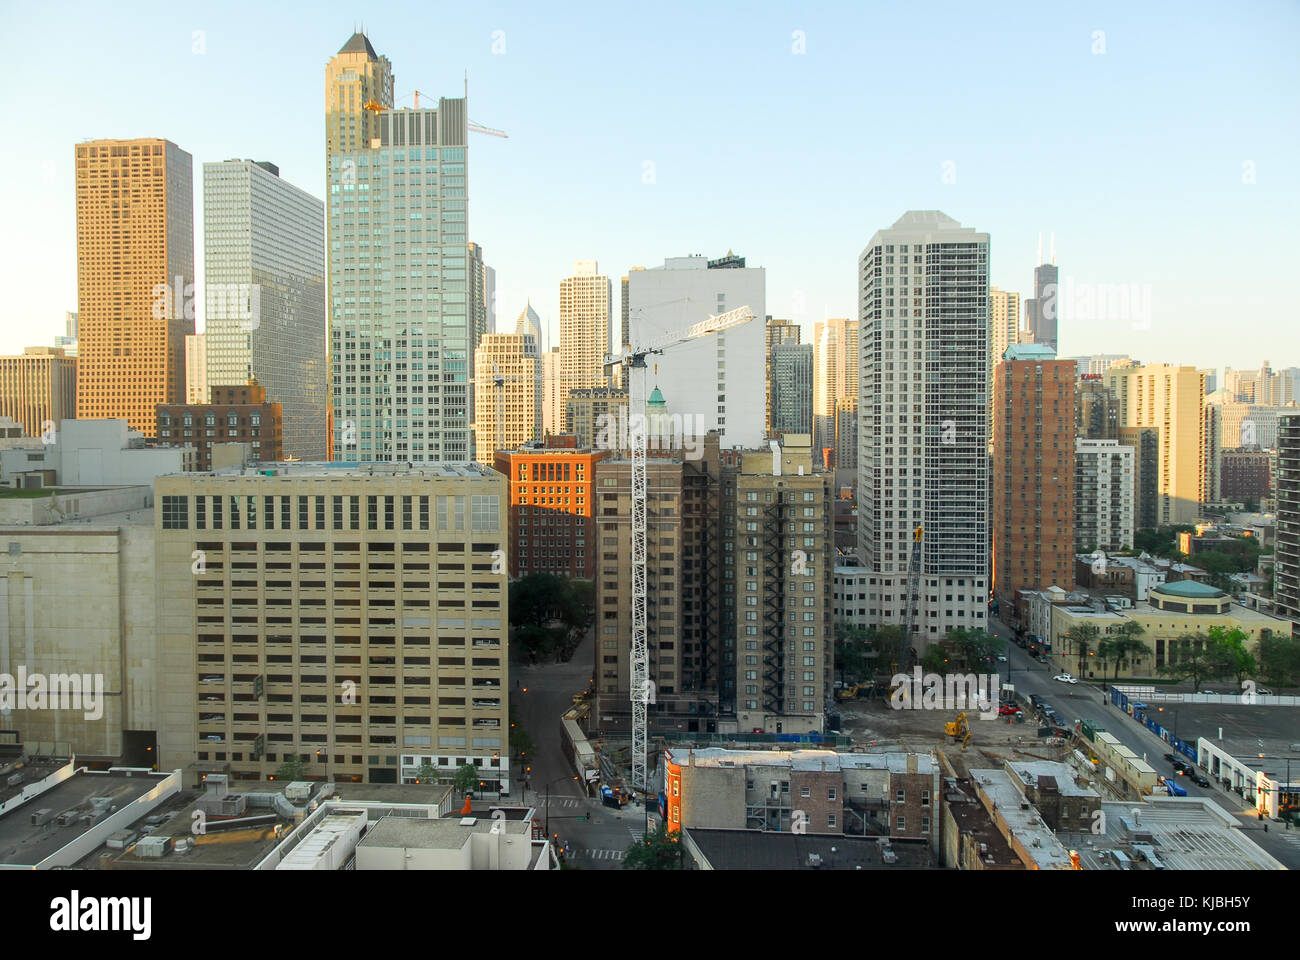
(2, 0, 1297, 374)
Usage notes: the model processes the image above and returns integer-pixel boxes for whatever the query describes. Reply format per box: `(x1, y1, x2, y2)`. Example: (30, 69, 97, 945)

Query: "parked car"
(1029, 694, 1044, 708)
(1258, 687, 1274, 695)
(1172, 759, 1190, 774)
(996, 655, 1008, 662)
(1163, 753, 1178, 765)
(1053, 674, 1079, 684)
(997, 704, 1021, 716)
(1192, 773, 1211, 787)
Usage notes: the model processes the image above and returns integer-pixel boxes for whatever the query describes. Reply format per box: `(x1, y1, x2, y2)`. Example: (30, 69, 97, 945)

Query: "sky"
(1, 0, 1298, 375)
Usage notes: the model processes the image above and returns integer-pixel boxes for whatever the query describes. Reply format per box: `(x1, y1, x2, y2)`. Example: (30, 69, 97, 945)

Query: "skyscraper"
(626, 254, 766, 448)
(326, 34, 472, 462)
(1105, 363, 1207, 524)
(75, 138, 193, 432)
(468, 241, 494, 345)
(812, 318, 858, 458)
(204, 159, 326, 460)
(0, 347, 77, 437)
(992, 344, 1076, 610)
(325, 32, 394, 155)
(472, 331, 541, 464)
(770, 342, 813, 436)
(1074, 439, 1135, 554)
(185, 333, 207, 404)
(542, 346, 563, 436)
(988, 287, 1020, 435)
(1271, 412, 1299, 623)
(559, 260, 612, 405)
(765, 317, 800, 436)
(1023, 237, 1059, 351)
(857, 211, 990, 646)
(54, 312, 78, 357)
(1076, 376, 1120, 440)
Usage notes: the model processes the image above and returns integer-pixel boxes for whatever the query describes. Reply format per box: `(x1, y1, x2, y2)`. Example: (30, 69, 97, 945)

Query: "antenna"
(1037, 232, 1043, 266)
(1050, 232, 1056, 266)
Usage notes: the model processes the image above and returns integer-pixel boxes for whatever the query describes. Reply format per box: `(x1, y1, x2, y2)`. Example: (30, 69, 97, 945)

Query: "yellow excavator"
(944, 712, 973, 750)
(835, 683, 861, 702)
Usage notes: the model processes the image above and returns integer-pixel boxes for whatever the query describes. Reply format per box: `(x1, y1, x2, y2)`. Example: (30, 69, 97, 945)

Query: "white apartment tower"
(559, 261, 612, 403)
(857, 211, 990, 648)
(1075, 438, 1135, 553)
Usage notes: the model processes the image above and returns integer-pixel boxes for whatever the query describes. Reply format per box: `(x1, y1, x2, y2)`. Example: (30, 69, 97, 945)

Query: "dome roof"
(1151, 580, 1227, 599)
(647, 386, 665, 407)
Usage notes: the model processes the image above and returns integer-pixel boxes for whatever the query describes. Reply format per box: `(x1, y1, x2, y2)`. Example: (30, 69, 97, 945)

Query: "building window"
(895, 789, 905, 803)
(800, 786, 811, 798)
(896, 816, 906, 831)
(161, 496, 188, 529)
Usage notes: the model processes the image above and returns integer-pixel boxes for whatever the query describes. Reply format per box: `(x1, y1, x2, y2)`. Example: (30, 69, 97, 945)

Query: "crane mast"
(897, 524, 923, 673)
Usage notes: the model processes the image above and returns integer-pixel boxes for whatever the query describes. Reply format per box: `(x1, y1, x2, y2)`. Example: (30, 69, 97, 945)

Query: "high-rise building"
(325, 32, 394, 155)
(1118, 426, 1160, 530)
(770, 342, 813, 436)
(857, 211, 990, 645)
(1105, 363, 1208, 525)
(835, 397, 859, 471)
(472, 331, 541, 465)
(494, 438, 609, 578)
(992, 344, 1075, 609)
(204, 159, 327, 461)
(812, 318, 858, 458)
(988, 287, 1021, 434)
(154, 461, 508, 785)
(1225, 362, 1296, 406)
(75, 138, 194, 433)
(185, 333, 207, 404)
(615, 267, 645, 392)
(327, 34, 471, 463)
(1076, 376, 1119, 440)
(468, 241, 494, 346)
(1073, 355, 1131, 377)
(1220, 449, 1271, 503)
(54, 312, 78, 357)
(1023, 241, 1059, 351)
(1273, 412, 1299, 623)
(765, 316, 801, 436)
(1075, 439, 1135, 554)
(157, 382, 283, 471)
(626, 254, 766, 447)
(565, 386, 627, 449)
(559, 261, 612, 406)
(541, 347, 563, 436)
(0, 347, 77, 438)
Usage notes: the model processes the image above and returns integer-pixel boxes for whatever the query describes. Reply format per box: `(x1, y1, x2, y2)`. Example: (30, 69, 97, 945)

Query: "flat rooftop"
(0, 768, 165, 868)
(969, 768, 1075, 869)
(685, 828, 934, 870)
(943, 778, 1022, 867)
(1059, 798, 1284, 870)
(358, 814, 529, 850)
(187, 461, 500, 479)
(1007, 761, 1101, 799)
(667, 747, 935, 775)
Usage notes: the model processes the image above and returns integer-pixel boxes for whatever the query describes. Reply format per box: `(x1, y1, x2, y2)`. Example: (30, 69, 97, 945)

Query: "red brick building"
(157, 381, 283, 470)
(1220, 448, 1271, 502)
(494, 435, 608, 578)
(993, 345, 1076, 609)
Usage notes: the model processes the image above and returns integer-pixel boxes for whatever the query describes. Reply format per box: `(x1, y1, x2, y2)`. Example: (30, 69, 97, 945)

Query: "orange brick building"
(75, 138, 194, 433)
(494, 436, 608, 578)
(993, 344, 1076, 608)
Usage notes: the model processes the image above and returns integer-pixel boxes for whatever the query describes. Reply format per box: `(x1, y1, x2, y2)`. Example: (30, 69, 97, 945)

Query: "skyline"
(1, 1, 1297, 372)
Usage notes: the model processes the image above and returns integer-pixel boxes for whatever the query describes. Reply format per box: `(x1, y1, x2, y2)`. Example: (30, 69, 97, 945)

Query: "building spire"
(1050, 232, 1056, 266)
(1037, 232, 1043, 266)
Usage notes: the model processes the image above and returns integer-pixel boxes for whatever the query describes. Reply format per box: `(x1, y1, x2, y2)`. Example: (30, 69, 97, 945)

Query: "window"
(895, 789, 905, 803)
(896, 816, 906, 831)
(800, 785, 811, 798)
(828, 787, 837, 801)
(827, 814, 837, 829)
(161, 495, 188, 529)
(471, 495, 499, 531)
(921, 790, 930, 806)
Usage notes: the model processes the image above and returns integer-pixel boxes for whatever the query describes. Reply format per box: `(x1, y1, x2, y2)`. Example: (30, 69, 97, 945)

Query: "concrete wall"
(680, 762, 747, 829)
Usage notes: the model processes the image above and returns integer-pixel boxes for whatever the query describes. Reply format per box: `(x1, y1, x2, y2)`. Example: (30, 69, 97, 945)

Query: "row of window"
(161, 494, 499, 532)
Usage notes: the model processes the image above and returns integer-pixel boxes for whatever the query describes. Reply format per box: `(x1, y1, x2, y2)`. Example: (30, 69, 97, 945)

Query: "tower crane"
(603, 305, 757, 796)
(896, 524, 924, 674)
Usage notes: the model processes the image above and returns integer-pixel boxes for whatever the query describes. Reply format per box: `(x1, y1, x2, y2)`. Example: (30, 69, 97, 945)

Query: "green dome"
(1152, 580, 1226, 599)
(647, 386, 666, 407)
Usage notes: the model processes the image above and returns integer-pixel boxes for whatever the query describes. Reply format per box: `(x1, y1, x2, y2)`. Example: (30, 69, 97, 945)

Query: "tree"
(1207, 625, 1257, 685)
(274, 754, 307, 782)
(1099, 621, 1149, 682)
(919, 647, 949, 674)
(414, 761, 438, 785)
(1258, 631, 1300, 687)
(623, 824, 684, 870)
(834, 623, 871, 683)
(1156, 633, 1216, 691)
(509, 704, 535, 760)
(453, 762, 480, 798)
(1062, 623, 1101, 676)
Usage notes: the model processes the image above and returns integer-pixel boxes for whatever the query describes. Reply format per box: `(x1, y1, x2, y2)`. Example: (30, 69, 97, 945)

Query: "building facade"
(154, 462, 508, 786)
(204, 159, 327, 460)
(1023, 260, 1059, 351)
(765, 316, 801, 436)
(565, 387, 627, 449)
(559, 260, 612, 404)
(988, 287, 1020, 434)
(770, 342, 813, 436)
(1274, 412, 1299, 622)
(472, 332, 541, 465)
(0, 347, 77, 438)
(185, 333, 207, 404)
(1220, 449, 1271, 503)
(157, 382, 284, 471)
(75, 138, 194, 433)
(992, 345, 1076, 608)
(857, 211, 990, 648)
(1075, 438, 1135, 553)
(1076, 376, 1119, 440)
(813, 318, 859, 459)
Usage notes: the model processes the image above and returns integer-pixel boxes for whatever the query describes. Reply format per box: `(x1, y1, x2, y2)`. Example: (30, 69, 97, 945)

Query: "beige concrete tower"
(988, 287, 1021, 433)
(0, 347, 77, 437)
(325, 32, 394, 155)
(1104, 362, 1208, 524)
(75, 138, 194, 432)
(473, 332, 542, 464)
(559, 261, 612, 412)
(812, 318, 858, 456)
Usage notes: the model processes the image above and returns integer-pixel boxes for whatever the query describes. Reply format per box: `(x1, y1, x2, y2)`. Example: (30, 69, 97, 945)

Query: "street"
(988, 615, 1300, 868)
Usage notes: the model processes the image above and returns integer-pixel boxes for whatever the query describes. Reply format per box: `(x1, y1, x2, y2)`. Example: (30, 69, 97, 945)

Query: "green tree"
(1098, 621, 1149, 682)
(623, 824, 685, 870)
(1156, 633, 1217, 691)
(414, 761, 438, 785)
(1207, 625, 1257, 685)
(509, 704, 535, 760)
(834, 623, 871, 683)
(453, 762, 480, 799)
(1257, 631, 1300, 687)
(919, 647, 949, 674)
(274, 754, 307, 782)
(1062, 623, 1101, 677)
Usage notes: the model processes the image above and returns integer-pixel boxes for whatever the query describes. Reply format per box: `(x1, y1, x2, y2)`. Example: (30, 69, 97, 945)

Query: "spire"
(1037, 232, 1043, 266)
(1050, 232, 1056, 266)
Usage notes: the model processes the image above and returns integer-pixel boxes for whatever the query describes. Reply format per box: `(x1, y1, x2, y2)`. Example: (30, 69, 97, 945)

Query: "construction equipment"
(895, 525, 924, 673)
(944, 712, 973, 750)
(603, 304, 758, 794)
(834, 683, 861, 702)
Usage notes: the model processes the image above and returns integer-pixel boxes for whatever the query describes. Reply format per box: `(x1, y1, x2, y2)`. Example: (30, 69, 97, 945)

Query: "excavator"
(944, 712, 973, 750)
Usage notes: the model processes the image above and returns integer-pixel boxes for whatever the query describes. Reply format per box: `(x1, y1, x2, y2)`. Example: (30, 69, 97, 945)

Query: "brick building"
(157, 381, 283, 470)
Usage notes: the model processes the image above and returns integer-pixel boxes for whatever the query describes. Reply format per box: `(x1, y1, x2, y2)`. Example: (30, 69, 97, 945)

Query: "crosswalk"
(580, 848, 626, 861)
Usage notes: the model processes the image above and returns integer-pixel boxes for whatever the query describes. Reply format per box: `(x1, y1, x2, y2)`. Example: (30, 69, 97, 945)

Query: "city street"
(988, 616, 1300, 868)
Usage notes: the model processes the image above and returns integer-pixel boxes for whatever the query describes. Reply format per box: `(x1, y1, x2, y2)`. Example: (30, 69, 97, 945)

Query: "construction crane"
(944, 712, 973, 750)
(603, 304, 757, 795)
(366, 92, 509, 139)
(896, 524, 924, 674)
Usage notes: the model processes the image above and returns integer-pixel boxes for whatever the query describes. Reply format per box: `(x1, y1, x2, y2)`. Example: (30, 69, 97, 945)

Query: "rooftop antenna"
(1037, 232, 1043, 266)
(1050, 232, 1056, 266)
